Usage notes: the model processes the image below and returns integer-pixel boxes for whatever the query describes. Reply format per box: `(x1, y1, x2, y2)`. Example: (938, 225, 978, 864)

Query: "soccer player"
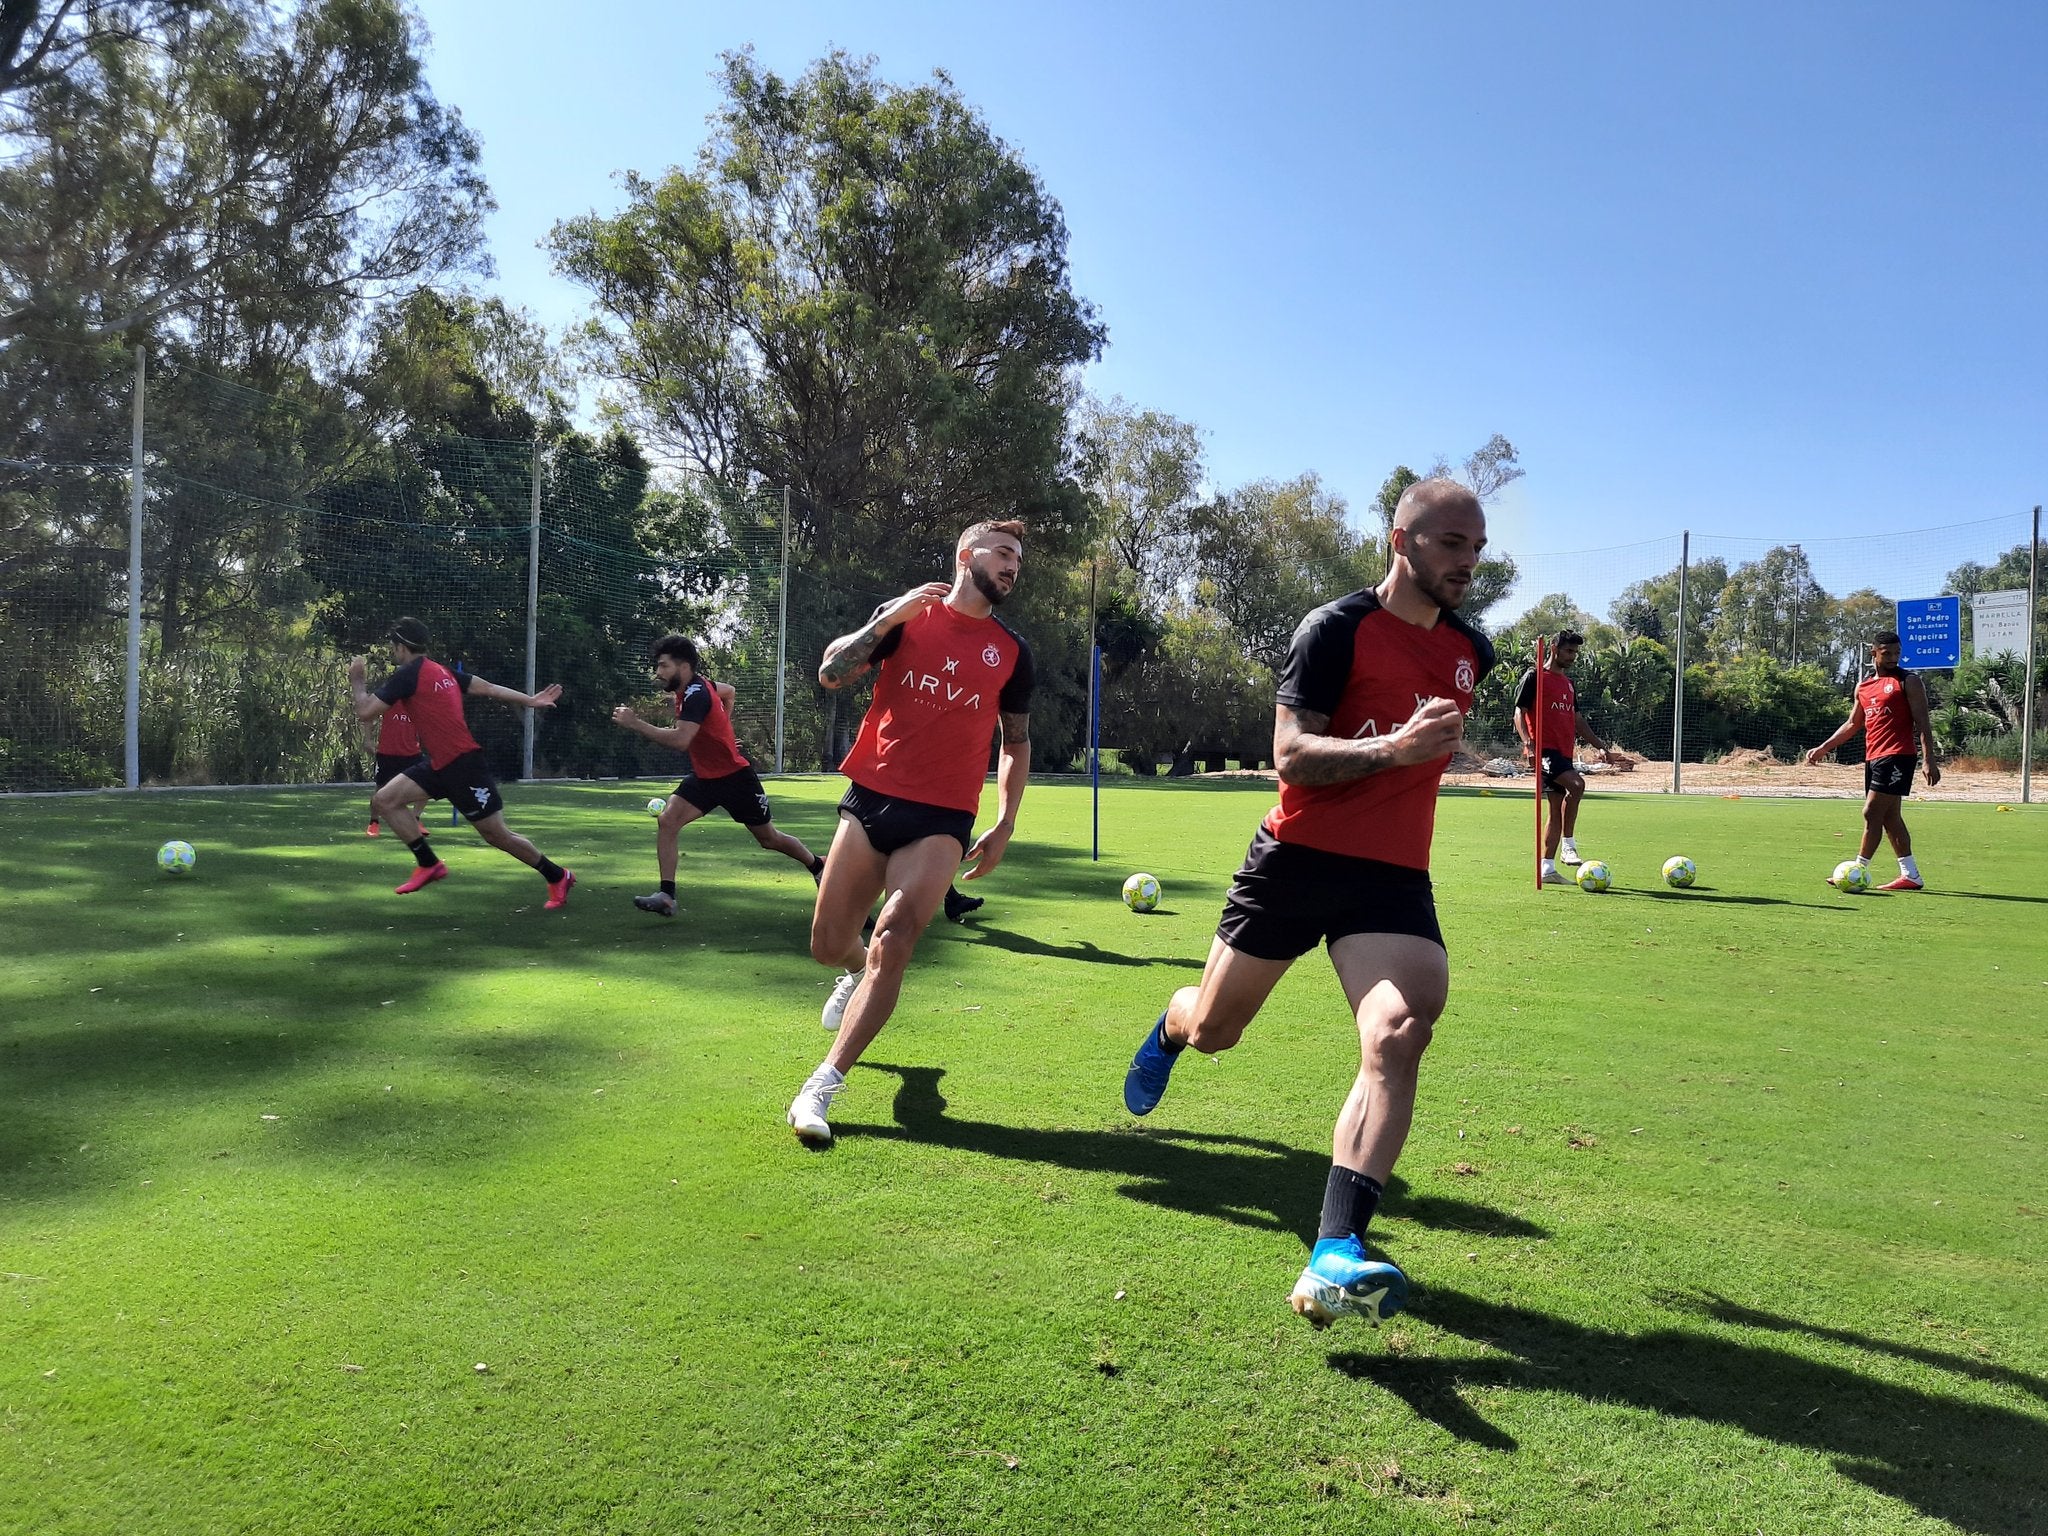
(360, 702, 427, 838)
(610, 634, 826, 915)
(1803, 628, 1940, 890)
(1120, 478, 1495, 1329)
(346, 617, 576, 909)
(785, 520, 1034, 1145)
(1513, 628, 1614, 883)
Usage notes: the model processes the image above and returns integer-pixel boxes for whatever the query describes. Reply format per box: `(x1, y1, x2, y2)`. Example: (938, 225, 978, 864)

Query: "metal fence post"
(125, 344, 145, 791)
(1670, 530, 1688, 794)
(523, 439, 540, 780)
(774, 485, 790, 775)
(2023, 504, 2040, 805)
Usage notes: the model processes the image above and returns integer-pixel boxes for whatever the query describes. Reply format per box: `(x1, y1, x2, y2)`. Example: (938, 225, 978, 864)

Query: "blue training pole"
(1090, 644, 1102, 861)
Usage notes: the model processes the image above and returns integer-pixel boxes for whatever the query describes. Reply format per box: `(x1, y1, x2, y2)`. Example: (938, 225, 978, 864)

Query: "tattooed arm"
(1272, 697, 1466, 787)
(818, 581, 952, 689)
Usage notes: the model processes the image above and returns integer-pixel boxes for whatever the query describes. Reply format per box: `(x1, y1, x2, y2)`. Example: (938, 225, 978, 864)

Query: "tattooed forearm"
(1000, 711, 1030, 744)
(1272, 706, 1399, 787)
(818, 620, 889, 689)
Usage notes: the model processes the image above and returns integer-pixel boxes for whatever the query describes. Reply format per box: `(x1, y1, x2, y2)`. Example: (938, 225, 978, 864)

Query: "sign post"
(1895, 597, 1961, 671)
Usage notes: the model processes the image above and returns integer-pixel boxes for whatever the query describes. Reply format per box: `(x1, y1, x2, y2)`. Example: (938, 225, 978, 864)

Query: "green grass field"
(4, 778, 2045, 1535)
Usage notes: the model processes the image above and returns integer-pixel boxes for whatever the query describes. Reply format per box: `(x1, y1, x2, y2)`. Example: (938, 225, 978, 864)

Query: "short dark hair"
(1871, 629, 1901, 646)
(651, 634, 699, 668)
(387, 616, 431, 651)
(1556, 629, 1584, 647)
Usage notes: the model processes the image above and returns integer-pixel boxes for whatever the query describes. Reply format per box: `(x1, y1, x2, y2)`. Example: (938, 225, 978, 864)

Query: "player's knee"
(1363, 1007, 1437, 1070)
(1179, 990, 1251, 1052)
(866, 917, 922, 975)
(809, 928, 844, 967)
(748, 822, 778, 846)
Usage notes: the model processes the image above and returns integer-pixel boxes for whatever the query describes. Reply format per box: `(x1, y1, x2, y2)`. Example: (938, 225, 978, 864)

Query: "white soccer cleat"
(822, 969, 864, 1031)
(1559, 840, 1583, 867)
(787, 1066, 844, 1145)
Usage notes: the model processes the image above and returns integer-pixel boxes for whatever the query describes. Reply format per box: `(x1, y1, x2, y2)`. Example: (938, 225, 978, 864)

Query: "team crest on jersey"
(1454, 658, 1475, 694)
(982, 644, 1002, 668)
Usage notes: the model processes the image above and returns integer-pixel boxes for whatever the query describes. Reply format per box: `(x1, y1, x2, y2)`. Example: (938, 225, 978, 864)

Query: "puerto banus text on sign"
(1970, 589, 2029, 660)
(1895, 596, 1961, 670)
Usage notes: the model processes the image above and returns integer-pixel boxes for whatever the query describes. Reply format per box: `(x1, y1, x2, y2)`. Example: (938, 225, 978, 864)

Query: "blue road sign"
(1895, 596, 1961, 670)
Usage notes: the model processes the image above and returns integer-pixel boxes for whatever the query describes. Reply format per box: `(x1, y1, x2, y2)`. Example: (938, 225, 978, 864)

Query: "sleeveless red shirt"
(1856, 672, 1916, 759)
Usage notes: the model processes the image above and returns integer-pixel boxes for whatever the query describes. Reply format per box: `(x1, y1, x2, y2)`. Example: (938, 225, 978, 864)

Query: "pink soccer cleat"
(366, 819, 381, 837)
(1877, 875, 1923, 892)
(544, 870, 576, 910)
(395, 862, 448, 894)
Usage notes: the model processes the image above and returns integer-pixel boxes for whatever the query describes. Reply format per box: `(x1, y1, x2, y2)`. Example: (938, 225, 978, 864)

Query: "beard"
(1413, 564, 1471, 611)
(970, 566, 1010, 606)
(663, 673, 685, 693)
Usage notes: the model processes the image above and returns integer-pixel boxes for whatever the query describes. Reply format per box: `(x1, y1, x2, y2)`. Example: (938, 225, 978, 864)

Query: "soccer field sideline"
(3, 778, 2045, 1535)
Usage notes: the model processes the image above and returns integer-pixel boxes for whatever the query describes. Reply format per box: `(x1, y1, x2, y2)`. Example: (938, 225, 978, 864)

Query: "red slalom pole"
(1532, 635, 1547, 891)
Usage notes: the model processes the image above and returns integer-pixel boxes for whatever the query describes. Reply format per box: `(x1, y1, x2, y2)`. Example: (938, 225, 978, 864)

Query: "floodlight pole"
(125, 344, 145, 791)
(522, 438, 540, 781)
(2023, 505, 2040, 805)
(774, 486, 790, 775)
(1670, 531, 1689, 795)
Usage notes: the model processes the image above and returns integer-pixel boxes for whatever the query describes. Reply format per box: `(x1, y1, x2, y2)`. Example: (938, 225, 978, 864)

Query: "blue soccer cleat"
(1288, 1237, 1410, 1329)
(1122, 1012, 1180, 1116)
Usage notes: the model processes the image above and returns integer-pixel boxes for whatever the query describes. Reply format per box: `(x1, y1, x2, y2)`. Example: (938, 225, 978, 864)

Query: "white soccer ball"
(1575, 860, 1611, 893)
(1662, 855, 1696, 889)
(645, 797, 667, 818)
(1122, 872, 1162, 913)
(158, 839, 196, 875)
(1831, 860, 1871, 894)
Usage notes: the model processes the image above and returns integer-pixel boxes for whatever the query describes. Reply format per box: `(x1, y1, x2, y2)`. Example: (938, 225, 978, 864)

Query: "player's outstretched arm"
(962, 711, 1030, 881)
(715, 682, 736, 711)
(610, 704, 699, 752)
(1274, 697, 1463, 787)
(1802, 703, 1862, 766)
(819, 581, 950, 688)
(347, 656, 390, 721)
(466, 677, 562, 711)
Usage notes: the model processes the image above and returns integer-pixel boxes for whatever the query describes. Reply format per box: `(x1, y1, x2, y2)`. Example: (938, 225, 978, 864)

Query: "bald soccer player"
(1121, 479, 1496, 1330)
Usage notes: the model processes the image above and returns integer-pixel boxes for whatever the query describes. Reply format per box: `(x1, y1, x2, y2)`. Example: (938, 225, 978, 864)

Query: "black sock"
(660, 880, 676, 899)
(406, 836, 437, 869)
(535, 856, 565, 884)
(1154, 1012, 1185, 1056)
(1317, 1166, 1384, 1244)
(809, 854, 825, 875)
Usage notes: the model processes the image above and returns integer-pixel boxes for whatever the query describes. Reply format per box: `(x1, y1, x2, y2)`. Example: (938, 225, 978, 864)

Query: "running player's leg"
(637, 794, 706, 915)
(1288, 931, 1447, 1329)
(747, 819, 826, 874)
(820, 834, 958, 1075)
(469, 808, 575, 906)
(1167, 937, 1291, 1053)
(811, 812, 886, 975)
(374, 770, 448, 891)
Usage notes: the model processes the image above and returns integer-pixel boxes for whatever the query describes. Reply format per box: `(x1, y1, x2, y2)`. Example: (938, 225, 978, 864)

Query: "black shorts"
(374, 752, 428, 790)
(1538, 749, 1578, 793)
(417, 749, 505, 824)
(1216, 827, 1444, 962)
(677, 765, 773, 827)
(839, 782, 975, 856)
(1865, 753, 1916, 797)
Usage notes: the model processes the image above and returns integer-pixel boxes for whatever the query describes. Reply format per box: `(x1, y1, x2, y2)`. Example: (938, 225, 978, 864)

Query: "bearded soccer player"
(785, 520, 1034, 1145)
(347, 617, 576, 909)
(359, 701, 427, 838)
(1121, 479, 1495, 1329)
(1803, 629, 1940, 890)
(610, 634, 826, 915)
(1514, 628, 1615, 883)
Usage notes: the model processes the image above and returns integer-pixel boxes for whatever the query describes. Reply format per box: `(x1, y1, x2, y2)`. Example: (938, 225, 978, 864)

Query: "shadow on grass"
(1920, 890, 2048, 907)
(1332, 1287, 2048, 1536)
(841, 1063, 1548, 1246)
(1625, 887, 1850, 912)
(962, 923, 1207, 970)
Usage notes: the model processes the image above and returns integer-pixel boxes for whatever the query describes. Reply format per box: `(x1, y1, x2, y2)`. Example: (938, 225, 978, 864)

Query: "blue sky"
(413, 1, 2045, 613)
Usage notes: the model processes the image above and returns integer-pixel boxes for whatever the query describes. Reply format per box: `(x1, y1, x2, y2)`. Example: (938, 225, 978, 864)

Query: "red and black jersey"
(839, 602, 1034, 815)
(374, 656, 479, 770)
(376, 702, 420, 760)
(1856, 671, 1917, 759)
(674, 676, 749, 778)
(1265, 589, 1496, 870)
(1514, 667, 1578, 753)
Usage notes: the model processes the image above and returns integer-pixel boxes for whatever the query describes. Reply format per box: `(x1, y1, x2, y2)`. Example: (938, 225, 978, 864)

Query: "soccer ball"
(158, 840, 196, 875)
(1122, 872, 1162, 913)
(1575, 860, 1611, 893)
(645, 797, 667, 818)
(1831, 860, 1871, 893)
(1662, 855, 1696, 889)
